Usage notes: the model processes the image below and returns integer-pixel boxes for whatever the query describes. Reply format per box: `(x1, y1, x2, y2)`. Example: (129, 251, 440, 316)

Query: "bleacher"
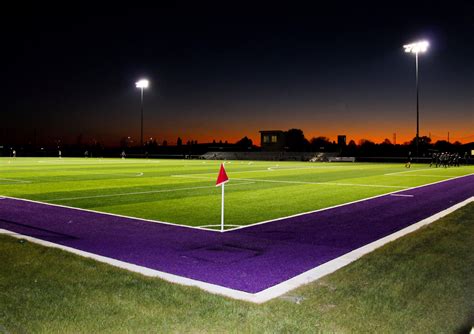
(201, 151, 341, 162)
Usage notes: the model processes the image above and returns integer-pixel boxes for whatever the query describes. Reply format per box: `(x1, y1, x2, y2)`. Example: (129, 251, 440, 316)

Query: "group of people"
(405, 151, 470, 168)
(429, 152, 464, 168)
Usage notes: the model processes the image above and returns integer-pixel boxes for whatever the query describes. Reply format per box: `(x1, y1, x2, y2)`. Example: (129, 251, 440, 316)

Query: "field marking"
(384, 168, 436, 176)
(0, 178, 32, 184)
(0, 196, 218, 232)
(1, 169, 473, 236)
(172, 174, 408, 189)
(390, 194, 414, 198)
(390, 174, 452, 178)
(1, 196, 472, 303)
(223, 172, 474, 232)
(43, 181, 256, 202)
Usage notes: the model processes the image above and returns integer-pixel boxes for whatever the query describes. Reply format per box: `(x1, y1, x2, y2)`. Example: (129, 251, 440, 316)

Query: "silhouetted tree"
(345, 140, 357, 156)
(359, 139, 376, 156)
(236, 136, 253, 148)
(285, 128, 309, 151)
(434, 140, 452, 152)
(310, 136, 331, 151)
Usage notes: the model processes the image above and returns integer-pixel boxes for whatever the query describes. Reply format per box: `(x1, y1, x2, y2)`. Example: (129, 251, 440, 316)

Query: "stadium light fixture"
(135, 79, 149, 148)
(403, 40, 429, 54)
(135, 79, 149, 89)
(403, 40, 429, 159)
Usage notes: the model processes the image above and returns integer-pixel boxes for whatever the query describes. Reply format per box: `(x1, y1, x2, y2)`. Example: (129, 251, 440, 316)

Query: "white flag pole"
(221, 183, 225, 232)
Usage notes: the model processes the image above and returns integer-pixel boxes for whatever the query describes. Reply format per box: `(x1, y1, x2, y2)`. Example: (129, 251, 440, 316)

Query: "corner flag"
(216, 163, 229, 231)
(216, 163, 229, 186)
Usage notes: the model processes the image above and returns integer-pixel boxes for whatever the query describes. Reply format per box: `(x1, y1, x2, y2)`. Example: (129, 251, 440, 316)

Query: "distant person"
(58, 150, 62, 159)
(429, 153, 436, 167)
(121, 150, 126, 159)
(405, 151, 412, 168)
(12, 149, 16, 158)
(84, 150, 89, 158)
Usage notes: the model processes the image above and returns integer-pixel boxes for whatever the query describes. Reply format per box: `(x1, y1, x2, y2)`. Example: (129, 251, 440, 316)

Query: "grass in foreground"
(1, 203, 473, 333)
(1, 158, 473, 229)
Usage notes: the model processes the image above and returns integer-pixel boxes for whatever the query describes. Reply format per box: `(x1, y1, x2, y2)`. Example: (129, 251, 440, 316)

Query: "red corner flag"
(216, 163, 229, 186)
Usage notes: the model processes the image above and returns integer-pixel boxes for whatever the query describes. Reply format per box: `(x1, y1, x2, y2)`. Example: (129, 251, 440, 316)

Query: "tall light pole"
(403, 40, 429, 159)
(135, 79, 149, 148)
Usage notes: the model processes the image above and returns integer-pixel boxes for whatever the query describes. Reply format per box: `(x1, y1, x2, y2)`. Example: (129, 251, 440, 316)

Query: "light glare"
(403, 40, 429, 54)
(135, 79, 149, 89)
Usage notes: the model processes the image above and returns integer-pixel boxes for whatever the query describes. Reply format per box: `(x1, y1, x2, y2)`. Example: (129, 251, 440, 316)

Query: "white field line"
(0, 178, 32, 184)
(0, 196, 217, 232)
(390, 174, 452, 178)
(223, 172, 474, 232)
(390, 194, 414, 197)
(384, 168, 436, 176)
(1, 196, 472, 303)
(172, 174, 407, 189)
(266, 165, 362, 171)
(43, 181, 255, 202)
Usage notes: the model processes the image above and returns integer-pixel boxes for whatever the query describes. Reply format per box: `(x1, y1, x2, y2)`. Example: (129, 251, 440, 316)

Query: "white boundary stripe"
(223, 172, 474, 232)
(0, 196, 217, 232)
(1, 196, 472, 303)
(44, 181, 255, 202)
(0, 228, 260, 302)
(249, 196, 474, 303)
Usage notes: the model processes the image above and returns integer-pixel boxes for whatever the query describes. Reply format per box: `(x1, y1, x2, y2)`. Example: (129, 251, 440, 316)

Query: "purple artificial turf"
(1, 175, 473, 293)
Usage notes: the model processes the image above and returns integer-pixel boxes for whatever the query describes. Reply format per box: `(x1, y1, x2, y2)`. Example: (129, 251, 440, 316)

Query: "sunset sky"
(2, 3, 473, 146)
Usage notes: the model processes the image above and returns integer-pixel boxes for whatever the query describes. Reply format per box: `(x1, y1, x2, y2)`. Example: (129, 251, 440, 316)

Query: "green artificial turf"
(0, 202, 472, 333)
(1, 158, 473, 229)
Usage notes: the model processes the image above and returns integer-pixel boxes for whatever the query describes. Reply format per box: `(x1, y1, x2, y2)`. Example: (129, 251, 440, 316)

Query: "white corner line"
(1, 196, 472, 304)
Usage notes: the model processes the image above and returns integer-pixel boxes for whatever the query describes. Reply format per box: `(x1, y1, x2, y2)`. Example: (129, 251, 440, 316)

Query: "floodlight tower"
(403, 40, 429, 159)
(135, 79, 149, 148)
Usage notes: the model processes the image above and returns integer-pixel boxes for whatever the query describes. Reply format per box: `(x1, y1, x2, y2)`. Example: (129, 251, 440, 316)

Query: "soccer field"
(1, 158, 473, 230)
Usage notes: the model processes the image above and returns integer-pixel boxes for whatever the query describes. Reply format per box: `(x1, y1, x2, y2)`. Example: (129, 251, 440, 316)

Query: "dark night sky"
(1, 2, 473, 146)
